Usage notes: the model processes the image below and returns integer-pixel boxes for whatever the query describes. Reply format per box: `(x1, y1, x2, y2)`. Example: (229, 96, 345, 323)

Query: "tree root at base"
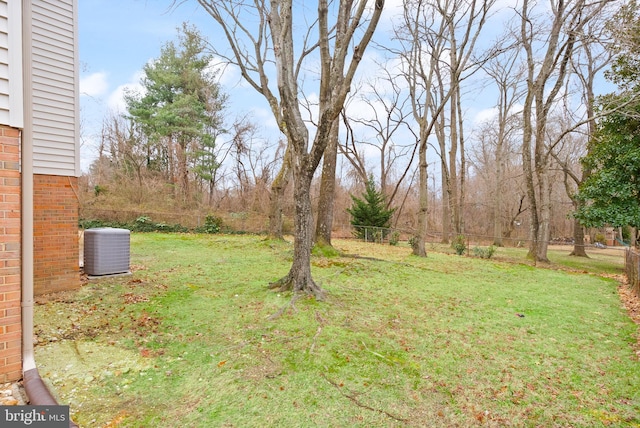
(268, 272, 326, 301)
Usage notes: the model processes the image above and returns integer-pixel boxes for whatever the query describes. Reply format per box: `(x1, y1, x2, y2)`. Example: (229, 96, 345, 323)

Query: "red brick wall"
(0, 126, 22, 382)
(33, 174, 80, 295)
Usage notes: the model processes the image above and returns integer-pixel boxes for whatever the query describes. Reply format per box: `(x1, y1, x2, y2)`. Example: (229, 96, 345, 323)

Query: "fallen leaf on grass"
(123, 293, 149, 304)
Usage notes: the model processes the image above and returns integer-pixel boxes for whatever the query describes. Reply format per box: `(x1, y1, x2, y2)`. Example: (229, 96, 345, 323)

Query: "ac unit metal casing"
(83, 228, 131, 276)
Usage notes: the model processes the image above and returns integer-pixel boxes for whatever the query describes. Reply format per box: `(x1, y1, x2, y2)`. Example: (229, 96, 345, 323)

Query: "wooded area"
(80, 0, 640, 295)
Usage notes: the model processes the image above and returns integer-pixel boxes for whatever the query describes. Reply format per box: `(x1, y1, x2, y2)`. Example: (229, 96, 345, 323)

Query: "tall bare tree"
(398, 0, 494, 255)
(519, 0, 613, 262)
(553, 12, 614, 257)
(196, 0, 384, 297)
(398, 1, 447, 256)
(480, 47, 526, 246)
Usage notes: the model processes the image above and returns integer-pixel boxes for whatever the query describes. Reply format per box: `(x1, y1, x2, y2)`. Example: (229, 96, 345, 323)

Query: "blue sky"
(77, 0, 453, 172)
(78, 1, 608, 177)
(79, 0, 279, 170)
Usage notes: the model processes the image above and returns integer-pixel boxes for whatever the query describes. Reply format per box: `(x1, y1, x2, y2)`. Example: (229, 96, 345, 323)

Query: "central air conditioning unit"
(83, 228, 131, 276)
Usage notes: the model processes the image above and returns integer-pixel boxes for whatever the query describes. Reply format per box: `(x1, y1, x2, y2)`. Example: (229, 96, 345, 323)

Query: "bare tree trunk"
(436, 113, 450, 244)
(536, 167, 551, 262)
(493, 146, 504, 246)
(269, 169, 324, 298)
(268, 146, 291, 239)
(413, 138, 428, 256)
(315, 118, 339, 247)
(519, 0, 607, 262)
(457, 85, 467, 235)
(449, 85, 460, 235)
(569, 15, 611, 257)
(441, 167, 450, 244)
(570, 219, 588, 256)
(178, 141, 190, 203)
(522, 89, 539, 260)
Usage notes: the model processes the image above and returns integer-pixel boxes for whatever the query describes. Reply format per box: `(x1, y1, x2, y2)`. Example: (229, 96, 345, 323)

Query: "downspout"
(20, 0, 38, 385)
(21, 2, 79, 426)
(21, 132, 73, 415)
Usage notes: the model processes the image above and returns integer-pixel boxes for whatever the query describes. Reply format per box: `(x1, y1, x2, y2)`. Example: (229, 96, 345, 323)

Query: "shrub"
(202, 214, 223, 234)
(389, 231, 400, 246)
(80, 216, 189, 233)
(133, 216, 157, 232)
(472, 245, 497, 259)
(452, 235, 467, 255)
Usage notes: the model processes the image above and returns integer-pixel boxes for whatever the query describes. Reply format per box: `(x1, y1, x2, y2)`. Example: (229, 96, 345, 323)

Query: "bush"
(195, 214, 223, 234)
(389, 231, 400, 246)
(472, 245, 497, 259)
(80, 216, 189, 233)
(452, 235, 467, 255)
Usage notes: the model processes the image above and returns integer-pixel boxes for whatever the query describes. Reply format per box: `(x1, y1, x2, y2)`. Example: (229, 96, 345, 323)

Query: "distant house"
(0, 0, 80, 382)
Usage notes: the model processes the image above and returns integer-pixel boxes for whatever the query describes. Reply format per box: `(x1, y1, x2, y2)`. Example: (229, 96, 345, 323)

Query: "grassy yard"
(34, 234, 639, 427)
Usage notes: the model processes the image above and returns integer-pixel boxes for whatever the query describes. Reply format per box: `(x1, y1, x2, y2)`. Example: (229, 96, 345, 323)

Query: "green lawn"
(35, 234, 639, 427)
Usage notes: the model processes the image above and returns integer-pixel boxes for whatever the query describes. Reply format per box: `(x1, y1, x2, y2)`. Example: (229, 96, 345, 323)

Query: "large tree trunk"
(315, 118, 339, 247)
(570, 217, 588, 257)
(522, 95, 539, 261)
(269, 168, 324, 299)
(535, 167, 551, 262)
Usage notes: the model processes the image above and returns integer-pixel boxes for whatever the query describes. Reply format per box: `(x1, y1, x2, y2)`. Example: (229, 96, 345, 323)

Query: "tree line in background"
(80, 0, 640, 297)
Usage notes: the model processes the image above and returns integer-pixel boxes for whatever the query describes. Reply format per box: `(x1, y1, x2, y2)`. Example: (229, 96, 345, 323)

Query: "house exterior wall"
(25, 0, 80, 295)
(30, 0, 79, 177)
(0, 0, 24, 128)
(0, 0, 79, 381)
(33, 174, 79, 295)
(0, 125, 22, 382)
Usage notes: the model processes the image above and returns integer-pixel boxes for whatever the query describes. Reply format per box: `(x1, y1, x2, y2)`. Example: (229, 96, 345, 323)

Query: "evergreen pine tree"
(347, 178, 396, 242)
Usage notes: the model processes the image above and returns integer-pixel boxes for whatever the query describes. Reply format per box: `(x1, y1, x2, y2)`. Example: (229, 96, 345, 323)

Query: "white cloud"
(80, 72, 108, 97)
(473, 103, 524, 125)
(106, 71, 145, 114)
(207, 59, 245, 88)
(473, 107, 499, 124)
(248, 106, 280, 134)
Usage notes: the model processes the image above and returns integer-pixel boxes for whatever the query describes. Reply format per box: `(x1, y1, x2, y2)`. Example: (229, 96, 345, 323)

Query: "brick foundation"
(0, 126, 22, 382)
(33, 174, 80, 295)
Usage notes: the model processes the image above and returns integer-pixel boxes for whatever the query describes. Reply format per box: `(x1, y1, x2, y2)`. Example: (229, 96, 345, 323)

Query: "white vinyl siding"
(0, 0, 23, 128)
(30, 0, 79, 176)
(0, 4, 8, 124)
